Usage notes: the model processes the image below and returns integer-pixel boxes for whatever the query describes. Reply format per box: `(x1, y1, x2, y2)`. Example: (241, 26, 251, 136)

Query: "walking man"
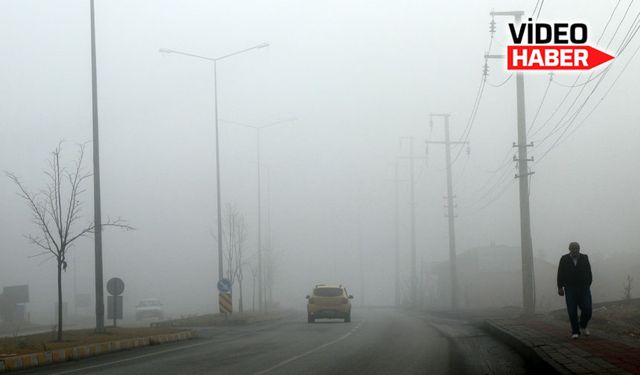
(557, 241, 593, 339)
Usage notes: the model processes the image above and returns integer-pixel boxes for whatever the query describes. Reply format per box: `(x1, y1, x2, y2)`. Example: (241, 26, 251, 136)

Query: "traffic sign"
(107, 278, 125, 296)
(217, 278, 232, 293)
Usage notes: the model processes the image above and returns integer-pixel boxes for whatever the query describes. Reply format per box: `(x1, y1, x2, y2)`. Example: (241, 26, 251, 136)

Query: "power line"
(554, 36, 640, 149)
(529, 1, 623, 138)
(529, 74, 581, 138)
(597, 0, 622, 45)
(550, 69, 608, 88)
(533, 4, 640, 162)
(527, 73, 553, 133)
(617, 10, 640, 54)
(536, 0, 545, 20)
(486, 74, 514, 87)
(472, 162, 514, 206)
(606, 0, 634, 50)
(531, 0, 541, 19)
(534, 69, 602, 146)
(450, 18, 498, 165)
(534, 69, 611, 163)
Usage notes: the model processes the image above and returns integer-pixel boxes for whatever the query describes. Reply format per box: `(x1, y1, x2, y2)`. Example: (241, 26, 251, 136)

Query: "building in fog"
(424, 244, 564, 311)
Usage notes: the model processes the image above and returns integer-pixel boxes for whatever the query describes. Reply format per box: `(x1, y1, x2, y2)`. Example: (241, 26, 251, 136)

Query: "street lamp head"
(158, 48, 174, 54)
(257, 43, 270, 49)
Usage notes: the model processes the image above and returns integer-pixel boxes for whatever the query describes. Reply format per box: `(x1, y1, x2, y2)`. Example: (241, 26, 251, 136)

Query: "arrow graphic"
(507, 45, 615, 71)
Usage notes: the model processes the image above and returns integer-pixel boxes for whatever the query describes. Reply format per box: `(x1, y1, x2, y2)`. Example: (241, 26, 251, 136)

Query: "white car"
(135, 298, 164, 321)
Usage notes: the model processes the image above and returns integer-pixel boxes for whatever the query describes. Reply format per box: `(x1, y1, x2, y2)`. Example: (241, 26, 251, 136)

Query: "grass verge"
(0, 326, 185, 356)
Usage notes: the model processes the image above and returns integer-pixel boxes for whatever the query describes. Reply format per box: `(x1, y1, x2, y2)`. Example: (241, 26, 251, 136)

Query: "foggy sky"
(1, 0, 639, 319)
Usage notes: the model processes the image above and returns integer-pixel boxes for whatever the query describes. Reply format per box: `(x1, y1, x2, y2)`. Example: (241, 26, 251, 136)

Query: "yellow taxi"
(306, 284, 353, 323)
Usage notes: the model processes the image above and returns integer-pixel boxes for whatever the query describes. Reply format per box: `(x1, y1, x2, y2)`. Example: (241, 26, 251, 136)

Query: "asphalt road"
(20, 308, 520, 375)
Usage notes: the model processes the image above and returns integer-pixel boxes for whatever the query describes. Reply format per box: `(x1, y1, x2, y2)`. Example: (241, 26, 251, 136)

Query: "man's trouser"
(564, 286, 592, 334)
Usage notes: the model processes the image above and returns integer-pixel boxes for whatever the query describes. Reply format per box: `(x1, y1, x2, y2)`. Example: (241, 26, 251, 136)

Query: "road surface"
(21, 308, 526, 375)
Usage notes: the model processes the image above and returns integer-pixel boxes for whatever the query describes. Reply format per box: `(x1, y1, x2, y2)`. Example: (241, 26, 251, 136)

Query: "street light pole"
(159, 43, 269, 309)
(213, 61, 223, 283)
(89, 0, 105, 333)
(222, 118, 296, 312)
(256, 128, 262, 311)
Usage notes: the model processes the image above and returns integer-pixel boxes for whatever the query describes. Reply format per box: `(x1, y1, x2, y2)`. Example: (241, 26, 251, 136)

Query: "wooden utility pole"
(488, 10, 536, 315)
(427, 113, 467, 310)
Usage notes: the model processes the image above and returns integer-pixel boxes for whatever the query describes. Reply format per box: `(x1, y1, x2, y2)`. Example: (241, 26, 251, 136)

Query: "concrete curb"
(425, 321, 473, 374)
(482, 320, 568, 374)
(151, 311, 293, 328)
(0, 330, 194, 372)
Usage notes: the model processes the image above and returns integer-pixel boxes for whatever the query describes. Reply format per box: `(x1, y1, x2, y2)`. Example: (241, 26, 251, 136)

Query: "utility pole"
(357, 194, 365, 307)
(409, 139, 416, 307)
(89, 0, 105, 333)
(393, 161, 402, 306)
(73, 255, 78, 316)
(264, 165, 274, 311)
(256, 130, 263, 312)
(488, 10, 536, 315)
(427, 113, 467, 310)
(398, 137, 423, 306)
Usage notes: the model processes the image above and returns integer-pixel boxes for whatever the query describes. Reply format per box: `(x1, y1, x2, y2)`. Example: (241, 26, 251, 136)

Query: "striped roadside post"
(217, 278, 233, 315)
(219, 292, 232, 314)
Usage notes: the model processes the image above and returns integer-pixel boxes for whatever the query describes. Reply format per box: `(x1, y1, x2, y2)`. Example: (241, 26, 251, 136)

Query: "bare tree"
(263, 248, 279, 309)
(6, 142, 132, 341)
(222, 204, 248, 313)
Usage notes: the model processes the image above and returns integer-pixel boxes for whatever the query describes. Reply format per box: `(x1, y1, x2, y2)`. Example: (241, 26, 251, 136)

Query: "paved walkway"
(485, 317, 640, 374)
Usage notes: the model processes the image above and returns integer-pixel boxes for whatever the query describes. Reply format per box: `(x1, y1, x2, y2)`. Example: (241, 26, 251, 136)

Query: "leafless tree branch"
(6, 141, 133, 341)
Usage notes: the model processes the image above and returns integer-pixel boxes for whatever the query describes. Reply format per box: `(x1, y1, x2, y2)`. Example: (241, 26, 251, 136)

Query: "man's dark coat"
(557, 253, 592, 289)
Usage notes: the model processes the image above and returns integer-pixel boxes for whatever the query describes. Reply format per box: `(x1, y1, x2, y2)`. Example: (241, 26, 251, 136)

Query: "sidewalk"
(485, 317, 640, 374)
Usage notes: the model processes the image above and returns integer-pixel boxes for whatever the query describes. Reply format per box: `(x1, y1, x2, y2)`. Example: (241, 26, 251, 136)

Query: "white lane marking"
(253, 320, 364, 375)
(49, 339, 216, 375)
(48, 320, 288, 374)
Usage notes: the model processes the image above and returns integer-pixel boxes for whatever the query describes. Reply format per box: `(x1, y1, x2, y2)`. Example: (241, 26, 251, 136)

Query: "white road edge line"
(49, 339, 215, 375)
(253, 320, 364, 375)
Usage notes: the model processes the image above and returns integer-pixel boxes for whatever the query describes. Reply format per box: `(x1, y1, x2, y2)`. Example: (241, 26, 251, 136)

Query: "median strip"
(0, 329, 194, 372)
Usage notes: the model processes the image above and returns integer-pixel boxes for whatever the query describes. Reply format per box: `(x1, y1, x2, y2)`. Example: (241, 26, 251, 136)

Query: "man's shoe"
(583, 328, 590, 336)
(571, 334, 580, 339)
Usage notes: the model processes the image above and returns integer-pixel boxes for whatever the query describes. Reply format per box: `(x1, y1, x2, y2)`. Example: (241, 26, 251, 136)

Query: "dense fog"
(1, 0, 639, 324)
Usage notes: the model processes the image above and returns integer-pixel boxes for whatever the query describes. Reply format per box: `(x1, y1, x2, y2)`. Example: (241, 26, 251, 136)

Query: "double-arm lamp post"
(159, 43, 269, 294)
(222, 118, 296, 311)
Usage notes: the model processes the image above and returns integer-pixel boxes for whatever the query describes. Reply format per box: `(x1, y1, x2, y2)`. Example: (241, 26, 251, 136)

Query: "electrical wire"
(530, 1, 623, 138)
(449, 22, 497, 166)
(531, 0, 541, 19)
(555, 37, 640, 148)
(536, 0, 545, 20)
(534, 69, 610, 164)
(467, 0, 622, 211)
(597, 0, 622, 45)
(533, 3, 632, 147)
(606, 0, 634, 50)
(527, 75, 553, 133)
(533, 69, 601, 146)
(550, 69, 608, 88)
(533, 4, 640, 163)
(451, 77, 485, 165)
(476, 175, 516, 212)
(486, 74, 513, 87)
(617, 10, 640, 54)
(468, 160, 514, 207)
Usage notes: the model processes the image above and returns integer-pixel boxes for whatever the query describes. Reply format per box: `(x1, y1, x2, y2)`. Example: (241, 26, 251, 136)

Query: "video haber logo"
(507, 19, 615, 70)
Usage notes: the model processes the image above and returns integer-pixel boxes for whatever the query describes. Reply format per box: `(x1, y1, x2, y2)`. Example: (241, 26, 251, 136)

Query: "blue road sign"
(217, 278, 232, 293)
